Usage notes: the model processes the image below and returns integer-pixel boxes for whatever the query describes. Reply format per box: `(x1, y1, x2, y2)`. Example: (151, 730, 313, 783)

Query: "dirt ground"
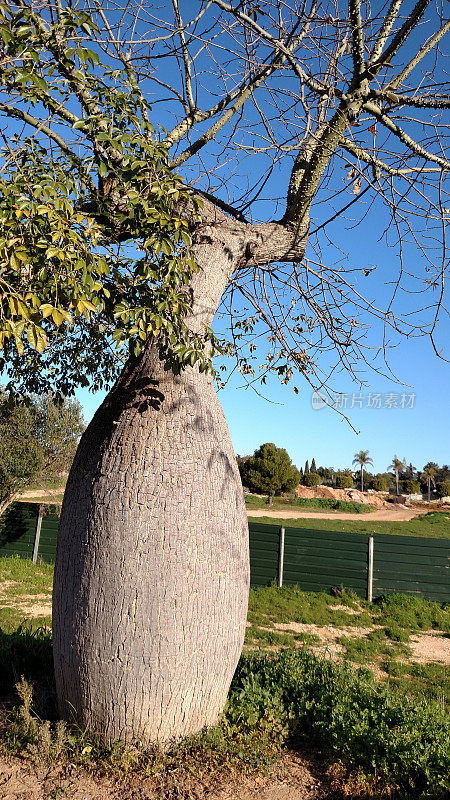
(0, 752, 341, 800)
(247, 505, 427, 521)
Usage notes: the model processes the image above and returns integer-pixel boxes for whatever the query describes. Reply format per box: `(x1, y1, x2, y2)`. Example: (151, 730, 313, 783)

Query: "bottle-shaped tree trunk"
(53, 222, 250, 743)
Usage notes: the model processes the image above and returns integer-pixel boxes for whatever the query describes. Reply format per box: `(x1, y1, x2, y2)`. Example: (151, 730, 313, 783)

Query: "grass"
(0, 555, 54, 595)
(0, 558, 449, 797)
(246, 585, 450, 707)
(0, 556, 53, 634)
(249, 510, 450, 538)
(245, 492, 374, 514)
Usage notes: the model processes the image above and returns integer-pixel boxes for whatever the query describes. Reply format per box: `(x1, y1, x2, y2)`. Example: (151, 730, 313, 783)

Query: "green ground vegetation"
(249, 510, 450, 539)
(0, 558, 449, 797)
(245, 493, 374, 514)
(246, 585, 450, 706)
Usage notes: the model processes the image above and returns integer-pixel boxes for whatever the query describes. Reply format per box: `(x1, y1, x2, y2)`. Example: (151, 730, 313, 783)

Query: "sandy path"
(247, 506, 427, 522)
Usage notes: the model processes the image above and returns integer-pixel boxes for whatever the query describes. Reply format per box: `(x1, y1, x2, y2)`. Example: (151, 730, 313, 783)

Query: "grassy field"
(0, 556, 449, 798)
(249, 510, 450, 538)
(246, 584, 450, 707)
(245, 493, 374, 513)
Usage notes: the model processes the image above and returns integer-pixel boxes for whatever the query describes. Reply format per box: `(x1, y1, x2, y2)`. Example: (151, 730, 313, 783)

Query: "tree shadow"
(0, 625, 57, 718)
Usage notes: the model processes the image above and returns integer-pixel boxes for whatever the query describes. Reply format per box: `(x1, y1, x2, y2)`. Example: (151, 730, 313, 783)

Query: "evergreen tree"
(310, 458, 317, 473)
(245, 443, 300, 505)
(304, 460, 309, 474)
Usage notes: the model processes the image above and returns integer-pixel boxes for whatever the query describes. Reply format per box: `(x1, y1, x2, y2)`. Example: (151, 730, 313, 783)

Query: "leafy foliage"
(240, 443, 300, 501)
(436, 482, 450, 499)
(335, 474, 353, 489)
(372, 476, 388, 491)
(302, 472, 321, 487)
(0, 2, 218, 396)
(403, 480, 421, 495)
(0, 392, 83, 508)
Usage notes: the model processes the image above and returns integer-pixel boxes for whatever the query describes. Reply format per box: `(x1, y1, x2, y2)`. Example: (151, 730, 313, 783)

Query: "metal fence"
(249, 522, 449, 602)
(1, 504, 449, 602)
(0, 502, 59, 564)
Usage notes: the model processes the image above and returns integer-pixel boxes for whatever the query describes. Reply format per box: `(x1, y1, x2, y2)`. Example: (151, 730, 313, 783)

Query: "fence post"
(278, 527, 285, 588)
(32, 505, 44, 565)
(367, 535, 374, 602)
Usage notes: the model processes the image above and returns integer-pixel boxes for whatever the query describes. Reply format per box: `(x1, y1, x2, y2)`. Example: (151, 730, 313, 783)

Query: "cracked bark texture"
(53, 210, 308, 744)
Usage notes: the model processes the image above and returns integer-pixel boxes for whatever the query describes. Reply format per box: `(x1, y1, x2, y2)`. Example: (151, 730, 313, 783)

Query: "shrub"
(302, 472, 321, 487)
(335, 474, 353, 489)
(372, 476, 387, 491)
(229, 649, 450, 797)
(436, 481, 450, 499)
(403, 479, 421, 495)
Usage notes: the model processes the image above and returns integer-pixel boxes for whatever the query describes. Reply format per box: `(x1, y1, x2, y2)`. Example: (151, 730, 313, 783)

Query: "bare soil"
(247, 505, 426, 521)
(0, 753, 341, 800)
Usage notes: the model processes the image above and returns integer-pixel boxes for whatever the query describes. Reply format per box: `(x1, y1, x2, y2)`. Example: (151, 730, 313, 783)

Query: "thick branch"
(368, 0, 432, 75)
(387, 20, 450, 91)
(368, 0, 402, 65)
(371, 89, 450, 109)
(363, 100, 450, 170)
(340, 137, 444, 176)
(349, 0, 365, 77)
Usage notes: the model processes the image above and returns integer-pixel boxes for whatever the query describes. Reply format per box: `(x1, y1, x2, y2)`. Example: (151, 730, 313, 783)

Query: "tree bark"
(53, 209, 308, 744)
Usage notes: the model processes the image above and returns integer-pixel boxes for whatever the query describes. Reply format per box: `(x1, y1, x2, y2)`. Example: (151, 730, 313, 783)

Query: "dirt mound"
(295, 484, 388, 508)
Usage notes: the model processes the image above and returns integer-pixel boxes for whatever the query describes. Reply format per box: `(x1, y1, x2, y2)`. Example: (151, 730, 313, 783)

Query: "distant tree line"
(238, 445, 450, 501)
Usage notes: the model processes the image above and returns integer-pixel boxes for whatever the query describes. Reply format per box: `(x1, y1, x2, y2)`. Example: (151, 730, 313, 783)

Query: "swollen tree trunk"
(53, 222, 252, 744)
(53, 206, 308, 744)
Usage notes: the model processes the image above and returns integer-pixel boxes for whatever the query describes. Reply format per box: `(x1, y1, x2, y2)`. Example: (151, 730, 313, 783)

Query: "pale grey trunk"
(53, 224, 250, 744)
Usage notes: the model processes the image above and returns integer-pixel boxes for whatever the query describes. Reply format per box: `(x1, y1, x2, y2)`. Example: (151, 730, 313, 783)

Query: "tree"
(388, 456, 406, 495)
(335, 473, 353, 489)
(372, 476, 387, 492)
(0, 393, 84, 512)
(310, 458, 317, 473)
(352, 450, 373, 492)
(304, 460, 310, 475)
(303, 471, 321, 487)
(0, 397, 43, 513)
(0, 1, 448, 743)
(243, 443, 300, 504)
(421, 465, 437, 501)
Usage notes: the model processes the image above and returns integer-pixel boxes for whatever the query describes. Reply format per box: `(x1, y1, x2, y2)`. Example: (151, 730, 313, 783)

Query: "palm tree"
(421, 466, 437, 502)
(352, 450, 374, 493)
(388, 456, 406, 495)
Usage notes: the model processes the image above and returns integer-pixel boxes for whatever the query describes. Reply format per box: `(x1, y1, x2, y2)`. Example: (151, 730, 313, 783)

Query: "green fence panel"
(36, 513, 59, 563)
(283, 527, 368, 597)
(372, 533, 450, 602)
(0, 502, 37, 559)
(0, 502, 60, 562)
(249, 523, 280, 587)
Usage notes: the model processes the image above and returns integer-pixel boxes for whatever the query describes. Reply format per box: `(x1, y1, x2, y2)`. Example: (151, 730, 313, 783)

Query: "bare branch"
(368, 0, 402, 65)
(363, 100, 450, 171)
(387, 20, 450, 91)
(349, 0, 365, 77)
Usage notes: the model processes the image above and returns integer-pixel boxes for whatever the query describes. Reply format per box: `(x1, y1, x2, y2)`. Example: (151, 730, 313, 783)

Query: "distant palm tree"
(388, 456, 406, 495)
(421, 466, 437, 502)
(352, 450, 374, 493)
